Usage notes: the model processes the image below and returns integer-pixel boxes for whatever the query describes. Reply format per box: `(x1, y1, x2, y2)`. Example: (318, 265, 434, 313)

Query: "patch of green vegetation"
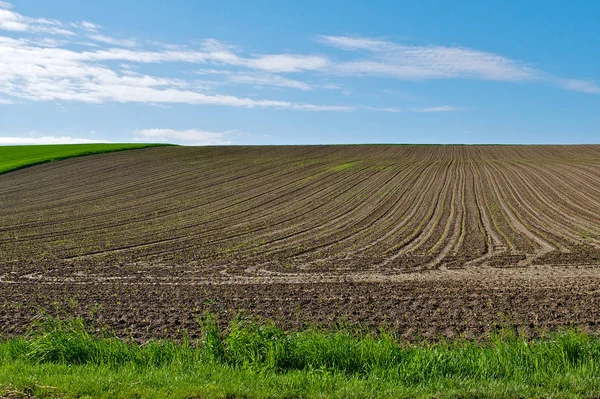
(0, 143, 171, 175)
(329, 161, 359, 172)
(580, 230, 599, 240)
(1, 315, 600, 398)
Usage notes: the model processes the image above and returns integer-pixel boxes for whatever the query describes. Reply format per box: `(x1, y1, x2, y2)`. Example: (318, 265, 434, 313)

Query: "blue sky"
(0, 0, 598, 145)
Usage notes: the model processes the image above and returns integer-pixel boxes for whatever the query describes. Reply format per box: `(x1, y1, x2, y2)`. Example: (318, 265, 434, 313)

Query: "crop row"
(1, 145, 600, 281)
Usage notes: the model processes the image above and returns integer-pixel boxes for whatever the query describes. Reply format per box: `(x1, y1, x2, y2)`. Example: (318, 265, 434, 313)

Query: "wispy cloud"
(72, 21, 100, 31)
(0, 8, 74, 35)
(556, 78, 600, 94)
(88, 34, 137, 47)
(195, 38, 330, 73)
(318, 35, 535, 81)
(317, 35, 598, 94)
(0, 6, 349, 111)
(417, 106, 464, 112)
(224, 73, 313, 90)
(317, 36, 389, 51)
(370, 105, 464, 113)
(64, 40, 330, 74)
(135, 128, 233, 145)
(0, 36, 351, 111)
(245, 54, 329, 73)
(0, 135, 110, 145)
(0, 2, 596, 120)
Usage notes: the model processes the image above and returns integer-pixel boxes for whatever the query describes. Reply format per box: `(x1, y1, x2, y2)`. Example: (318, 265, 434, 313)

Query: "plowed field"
(2, 145, 600, 339)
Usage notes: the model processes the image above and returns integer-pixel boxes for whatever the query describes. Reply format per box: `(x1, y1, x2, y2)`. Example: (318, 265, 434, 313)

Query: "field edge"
(1, 315, 599, 399)
(0, 143, 174, 175)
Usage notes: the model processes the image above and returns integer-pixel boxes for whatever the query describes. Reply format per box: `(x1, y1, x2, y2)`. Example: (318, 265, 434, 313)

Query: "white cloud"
(72, 21, 100, 31)
(0, 97, 12, 104)
(415, 106, 464, 112)
(318, 35, 598, 94)
(135, 128, 232, 145)
(246, 54, 329, 73)
(322, 83, 341, 90)
(0, 8, 74, 35)
(64, 40, 330, 75)
(319, 35, 535, 81)
(0, 8, 26, 31)
(370, 105, 464, 113)
(317, 35, 389, 51)
(289, 104, 352, 111)
(88, 34, 137, 47)
(195, 68, 233, 75)
(556, 78, 600, 94)
(0, 36, 352, 111)
(227, 73, 312, 90)
(202, 73, 346, 93)
(0, 1, 13, 9)
(0, 135, 110, 145)
(0, 0, 596, 121)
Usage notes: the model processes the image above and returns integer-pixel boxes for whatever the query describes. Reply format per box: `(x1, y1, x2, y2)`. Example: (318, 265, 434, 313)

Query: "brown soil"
(1, 145, 600, 339)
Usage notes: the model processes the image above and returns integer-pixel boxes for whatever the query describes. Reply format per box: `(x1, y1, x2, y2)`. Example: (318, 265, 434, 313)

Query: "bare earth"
(1, 145, 600, 339)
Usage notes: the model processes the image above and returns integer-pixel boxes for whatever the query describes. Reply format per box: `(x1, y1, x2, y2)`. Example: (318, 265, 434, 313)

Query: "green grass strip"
(0, 143, 171, 175)
(1, 315, 599, 398)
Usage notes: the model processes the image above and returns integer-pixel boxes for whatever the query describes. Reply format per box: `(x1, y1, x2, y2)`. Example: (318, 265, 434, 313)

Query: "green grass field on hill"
(1, 315, 599, 399)
(0, 143, 169, 175)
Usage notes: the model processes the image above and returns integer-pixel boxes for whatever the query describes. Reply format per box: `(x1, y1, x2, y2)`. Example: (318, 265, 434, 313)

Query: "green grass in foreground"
(1, 316, 599, 398)
(0, 143, 169, 175)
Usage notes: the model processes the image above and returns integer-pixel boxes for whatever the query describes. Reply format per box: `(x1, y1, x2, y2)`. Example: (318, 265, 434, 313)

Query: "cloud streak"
(88, 34, 137, 48)
(556, 78, 600, 94)
(0, 8, 74, 35)
(0, 36, 352, 111)
(0, 5, 350, 112)
(229, 74, 312, 90)
(198, 70, 314, 90)
(0, 2, 595, 121)
(317, 35, 597, 93)
(135, 128, 233, 145)
(318, 35, 535, 81)
(370, 105, 464, 113)
(72, 21, 100, 32)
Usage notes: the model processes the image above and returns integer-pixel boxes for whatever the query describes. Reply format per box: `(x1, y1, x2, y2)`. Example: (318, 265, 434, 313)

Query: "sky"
(0, 0, 598, 145)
